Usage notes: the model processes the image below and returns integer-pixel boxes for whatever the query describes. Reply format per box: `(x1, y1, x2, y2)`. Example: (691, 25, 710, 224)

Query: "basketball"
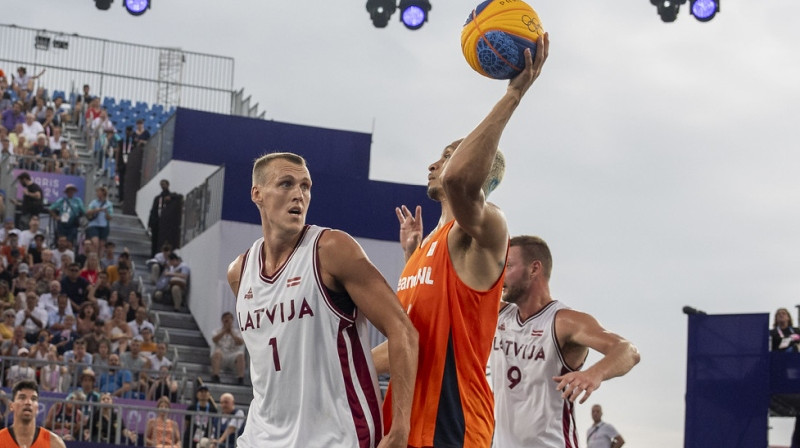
(461, 0, 544, 80)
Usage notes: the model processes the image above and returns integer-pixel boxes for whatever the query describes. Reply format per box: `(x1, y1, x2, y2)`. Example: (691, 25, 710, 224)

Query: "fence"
(180, 166, 224, 247)
(0, 23, 236, 114)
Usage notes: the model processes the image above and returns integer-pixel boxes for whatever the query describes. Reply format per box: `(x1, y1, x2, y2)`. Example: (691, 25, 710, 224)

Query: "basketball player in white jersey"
(490, 236, 640, 447)
(227, 152, 419, 448)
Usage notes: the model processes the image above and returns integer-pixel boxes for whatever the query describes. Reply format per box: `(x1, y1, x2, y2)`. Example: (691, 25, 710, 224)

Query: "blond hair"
(252, 152, 307, 186)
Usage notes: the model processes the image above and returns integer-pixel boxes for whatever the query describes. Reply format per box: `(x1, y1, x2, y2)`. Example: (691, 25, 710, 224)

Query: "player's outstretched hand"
(508, 32, 550, 99)
(553, 369, 601, 404)
(395, 205, 423, 258)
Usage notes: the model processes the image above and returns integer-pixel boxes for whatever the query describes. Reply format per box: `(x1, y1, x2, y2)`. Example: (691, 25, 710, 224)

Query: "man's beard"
(427, 185, 443, 202)
(502, 283, 526, 305)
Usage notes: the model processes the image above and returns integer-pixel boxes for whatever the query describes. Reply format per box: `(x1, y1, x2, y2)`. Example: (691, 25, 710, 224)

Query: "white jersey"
(235, 225, 383, 448)
(490, 300, 581, 448)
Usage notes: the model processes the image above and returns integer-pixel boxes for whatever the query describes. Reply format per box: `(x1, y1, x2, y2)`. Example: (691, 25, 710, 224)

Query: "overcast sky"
(6, 0, 800, 445)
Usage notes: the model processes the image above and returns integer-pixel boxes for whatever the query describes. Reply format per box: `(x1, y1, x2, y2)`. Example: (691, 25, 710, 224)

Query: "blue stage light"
(690, 0, 718, 22)
(399, 0, 431, 30)
(123, 0, 150, 16)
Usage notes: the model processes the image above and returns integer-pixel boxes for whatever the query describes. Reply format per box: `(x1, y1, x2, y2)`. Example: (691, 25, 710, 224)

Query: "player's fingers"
(395, 207, 405, 223)
(414, 205, 422, 223)
(579, 387, 593, 404)
(553, 375, 568, 391)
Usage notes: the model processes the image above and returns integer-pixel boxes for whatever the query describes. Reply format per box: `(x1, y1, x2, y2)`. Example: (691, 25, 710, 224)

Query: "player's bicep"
(560, 310, 626, 354)
(451, 201, 508, 249)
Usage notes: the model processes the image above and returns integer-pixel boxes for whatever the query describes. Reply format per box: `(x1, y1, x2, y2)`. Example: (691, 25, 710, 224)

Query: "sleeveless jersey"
(0, 426, 53, 448)
(383, 220, 505, 447)
(489, 300, 580, 448)
(235, 225, 382, 448)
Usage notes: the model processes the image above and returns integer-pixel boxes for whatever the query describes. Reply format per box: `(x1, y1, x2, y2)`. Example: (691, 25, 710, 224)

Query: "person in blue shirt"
(49, 184, 85, 247)
(85, 186, 113, 249)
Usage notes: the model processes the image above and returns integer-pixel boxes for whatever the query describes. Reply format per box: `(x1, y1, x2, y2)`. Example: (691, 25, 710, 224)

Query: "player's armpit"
(227, 253, 245, 297)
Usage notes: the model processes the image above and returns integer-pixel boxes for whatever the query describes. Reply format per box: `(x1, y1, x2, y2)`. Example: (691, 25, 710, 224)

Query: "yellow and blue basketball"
(461, 0, 544, 80)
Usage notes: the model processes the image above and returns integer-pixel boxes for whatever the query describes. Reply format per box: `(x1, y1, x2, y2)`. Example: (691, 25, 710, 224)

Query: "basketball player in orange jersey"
(0, 380, 67, 448)
(227, 153, 418, 448)
(373, 33, 550, 448)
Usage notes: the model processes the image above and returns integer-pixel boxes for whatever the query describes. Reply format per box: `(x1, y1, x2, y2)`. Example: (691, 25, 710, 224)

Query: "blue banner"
(12, 169, 87, 204)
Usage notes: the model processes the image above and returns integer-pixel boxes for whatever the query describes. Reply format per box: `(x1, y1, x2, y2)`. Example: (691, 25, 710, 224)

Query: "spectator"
(5, 346, 36, 386)
(10, 259, 30, 291)
(53, 235, 75, 271)
(147, 365, 179, 403)
(209, 312, 245, 385)
(116, 126, 137, 202)
(0, 309, 15, 340)
(47, 293, 74, 332)
(106, 251, 129, 284)
(82, 319, 105, 354)
(27, 233, 47, 266)
(20, 113, 44, 143)
(44, 390, 84, 442)
(84, 97, 101, 127)
(39, 280, 71, 315)
(0, 217, 14, 242)
(100, 126, 119, 179)
(140, 327, 158, 354)
(92, 338, 112, 369)
(73, 84, 92, 125)
(147, 243, 172, 285)
(86, 186, 113, 249)
(105, 305, 132, 354)
(48, 125, 65, 155)
(61, 262, 90, 310)
(145, 396, 181, 448)
(14, 172, 43, 231)
(2, 230, 25, 266)
(28, 329, 55, 361)
(31, 97, 47, 122)
(32, 249, 56, 280)
(154, 253, 189, 312)
(98, 353, 133, 398)
(111, 263, 139, 301)
(11, 67, 45, 98)
(40, 346, 64, 392)
(99, 240, 117, 271)
(214, 393, 246, 448)
(120, 337, 152, 378)
(51, 314, 78, 355)
(0, 134, 14, 165)
(15, 292, 48, 344)
(128, 305, 154, 338)
(76, 301, 99, 337)
(40, 108, 59, 137)
(1, 101, 24, 134)
(79, 253, 101, 286)
(75, 368, 101, 413)
(51, 96, 71, 123)
(772, 307, 800, 352)
(148, 180, 177, 256)
(49, 184, 85, 248)
(88, 273, 112, 316)
(63, 337, 93, 366)
(183, 384, 218, 448)
(85, 392, 138, 444)
(1, 325, 29, 356)
(148, 340, 172, 372)
(19, 215, 43, 249)
(0, 280, 13, 311)
(75, 239, 96, 268)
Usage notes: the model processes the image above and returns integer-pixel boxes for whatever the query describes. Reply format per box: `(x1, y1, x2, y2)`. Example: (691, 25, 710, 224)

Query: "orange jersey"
(0, 426, 53, 448)
(383, 220, 505, 447)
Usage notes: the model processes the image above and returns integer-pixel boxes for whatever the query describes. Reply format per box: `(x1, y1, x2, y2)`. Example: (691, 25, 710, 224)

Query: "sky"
(5, 0, 800, 446)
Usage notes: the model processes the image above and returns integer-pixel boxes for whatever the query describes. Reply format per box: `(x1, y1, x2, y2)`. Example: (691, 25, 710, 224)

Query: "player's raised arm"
(319, 230, 418, 448)
(442, 33, 549, 244)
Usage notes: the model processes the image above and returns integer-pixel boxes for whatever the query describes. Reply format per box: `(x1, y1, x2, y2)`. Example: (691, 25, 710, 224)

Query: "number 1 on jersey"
(269, 337, 282, 371)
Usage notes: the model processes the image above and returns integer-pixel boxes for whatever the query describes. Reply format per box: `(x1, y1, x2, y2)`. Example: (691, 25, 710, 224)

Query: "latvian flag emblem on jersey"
(287, 277, 301, 287)
(531, 329, 543, 337)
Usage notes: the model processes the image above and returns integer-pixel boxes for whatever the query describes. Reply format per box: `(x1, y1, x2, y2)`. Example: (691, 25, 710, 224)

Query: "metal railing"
(0, 23, 235, 115)
(181, 165, 225, 246)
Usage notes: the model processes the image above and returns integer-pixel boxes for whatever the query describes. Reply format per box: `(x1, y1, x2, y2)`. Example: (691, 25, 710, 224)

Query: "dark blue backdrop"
(171, 108, 439, 242)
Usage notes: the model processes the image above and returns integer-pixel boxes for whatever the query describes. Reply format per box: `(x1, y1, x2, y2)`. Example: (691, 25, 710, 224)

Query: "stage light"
(690, 0, 718, 22)
(652, 0, 685, 22)
(123, 0, 150, 16)
(94, 0, 113, 10)
(399, 0, 431, 30)
(366, 0, 397, 28)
